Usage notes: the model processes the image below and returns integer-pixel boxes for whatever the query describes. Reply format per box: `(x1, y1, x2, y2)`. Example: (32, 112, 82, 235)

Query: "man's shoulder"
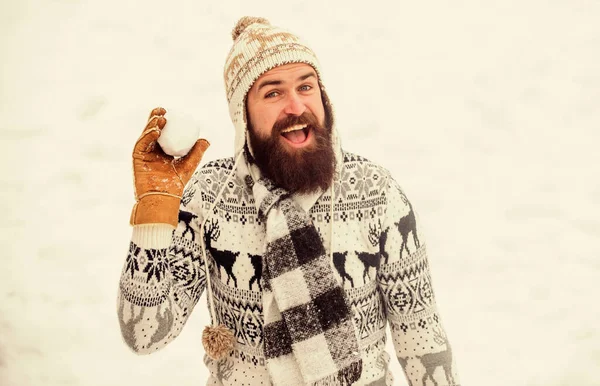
(337, 150, 399, 203)
(200, 157, 236, 171)
(341, 150, 392, 178)
(188, 157, 235, 194)
(340, 151, 413, 213)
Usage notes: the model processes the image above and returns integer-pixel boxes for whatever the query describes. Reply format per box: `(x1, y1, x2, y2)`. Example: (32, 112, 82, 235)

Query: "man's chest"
(199, 195, 388, 290)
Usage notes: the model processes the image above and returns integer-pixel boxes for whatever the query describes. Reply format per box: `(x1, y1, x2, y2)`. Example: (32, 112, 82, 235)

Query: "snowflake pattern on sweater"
(117, 151, 460, 386)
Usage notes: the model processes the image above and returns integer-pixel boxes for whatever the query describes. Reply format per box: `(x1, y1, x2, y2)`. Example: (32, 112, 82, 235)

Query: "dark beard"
(247, 111, 335, 195)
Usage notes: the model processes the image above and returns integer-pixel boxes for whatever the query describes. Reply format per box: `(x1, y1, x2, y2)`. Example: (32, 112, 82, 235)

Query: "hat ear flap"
(320, 85, 335, 130)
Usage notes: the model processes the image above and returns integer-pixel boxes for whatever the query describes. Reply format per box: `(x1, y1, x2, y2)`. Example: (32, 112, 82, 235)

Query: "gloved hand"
(130, 107, 210, 227)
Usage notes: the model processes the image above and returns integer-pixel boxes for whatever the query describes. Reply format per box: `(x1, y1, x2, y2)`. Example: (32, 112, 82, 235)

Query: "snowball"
(157, 108, 202, 157)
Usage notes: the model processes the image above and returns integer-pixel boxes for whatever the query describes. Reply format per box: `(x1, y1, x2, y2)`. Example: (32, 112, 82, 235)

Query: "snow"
(157, 108, 202, 157)
(1, 0, 599, 385)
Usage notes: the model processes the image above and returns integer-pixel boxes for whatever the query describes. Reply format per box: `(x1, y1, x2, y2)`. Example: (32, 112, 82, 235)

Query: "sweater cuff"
(132, 224, 174, 248)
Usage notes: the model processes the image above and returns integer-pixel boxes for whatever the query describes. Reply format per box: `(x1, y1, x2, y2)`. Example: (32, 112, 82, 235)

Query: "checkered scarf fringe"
(249, 176, 363, 385)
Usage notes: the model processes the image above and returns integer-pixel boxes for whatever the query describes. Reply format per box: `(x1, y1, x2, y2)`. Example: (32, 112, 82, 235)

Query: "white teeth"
(281, 124, 307, 133)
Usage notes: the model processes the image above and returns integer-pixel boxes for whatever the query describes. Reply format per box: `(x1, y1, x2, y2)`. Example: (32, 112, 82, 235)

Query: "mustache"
(271, 112, 323, 134)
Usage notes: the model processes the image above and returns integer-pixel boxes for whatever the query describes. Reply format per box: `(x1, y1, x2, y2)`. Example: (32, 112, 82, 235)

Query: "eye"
(299, 85, 312, 92)
(265, 90, 279, 98)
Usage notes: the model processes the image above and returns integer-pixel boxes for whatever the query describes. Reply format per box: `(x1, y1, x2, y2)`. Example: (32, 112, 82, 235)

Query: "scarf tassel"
(202, 324, 235, 360)
(310, 361, 363, 386)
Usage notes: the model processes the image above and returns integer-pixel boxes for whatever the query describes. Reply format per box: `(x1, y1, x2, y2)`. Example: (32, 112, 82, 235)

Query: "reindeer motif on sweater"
(394, 193, 420, 259)
(178, 210, 197, 242)
(417, 327, 455, 386)
(203, 219, 239, 287)
(354, 220, 391, 283)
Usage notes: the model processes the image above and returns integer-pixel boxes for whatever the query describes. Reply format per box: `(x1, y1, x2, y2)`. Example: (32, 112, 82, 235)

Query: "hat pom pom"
(232, 16, 270, 40)
(202, 324, 235, 360)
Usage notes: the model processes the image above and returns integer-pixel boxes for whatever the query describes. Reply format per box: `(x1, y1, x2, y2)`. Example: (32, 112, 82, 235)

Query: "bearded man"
(118, 16, 460, 386)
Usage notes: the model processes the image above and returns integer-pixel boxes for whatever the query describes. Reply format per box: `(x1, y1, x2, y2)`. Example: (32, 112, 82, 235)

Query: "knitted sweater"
(117, 151, 460, 386)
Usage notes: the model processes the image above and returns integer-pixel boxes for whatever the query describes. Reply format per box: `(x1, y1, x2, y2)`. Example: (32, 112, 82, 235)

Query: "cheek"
(309, 102, 326, 124)
(252, 107, 279, 138)
(307, 92, 326, 121)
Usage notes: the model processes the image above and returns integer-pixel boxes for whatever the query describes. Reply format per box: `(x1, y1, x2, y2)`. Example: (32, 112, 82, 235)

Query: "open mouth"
(280, 124, 310, 146)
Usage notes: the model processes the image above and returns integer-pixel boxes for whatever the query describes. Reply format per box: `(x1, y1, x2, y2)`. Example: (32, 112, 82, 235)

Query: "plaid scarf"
(247, 175, 363, 385)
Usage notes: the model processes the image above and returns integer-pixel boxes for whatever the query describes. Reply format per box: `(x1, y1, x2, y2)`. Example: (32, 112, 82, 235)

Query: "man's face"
(247, 63, 326, 146)
(246, 63, 335, 194)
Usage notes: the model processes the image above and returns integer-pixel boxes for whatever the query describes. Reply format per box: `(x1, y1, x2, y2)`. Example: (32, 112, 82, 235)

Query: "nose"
(283, 92, 306, 116)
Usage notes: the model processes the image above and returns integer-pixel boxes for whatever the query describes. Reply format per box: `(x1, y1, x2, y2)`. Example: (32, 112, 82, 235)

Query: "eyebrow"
(256, 72, 316, 92)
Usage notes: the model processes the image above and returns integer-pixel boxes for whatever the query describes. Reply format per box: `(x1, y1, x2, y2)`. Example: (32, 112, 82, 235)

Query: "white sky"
(1, 0, 599, 385)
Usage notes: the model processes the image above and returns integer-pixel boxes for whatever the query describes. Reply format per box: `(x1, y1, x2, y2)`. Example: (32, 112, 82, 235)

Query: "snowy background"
(1, 0, 599, 385)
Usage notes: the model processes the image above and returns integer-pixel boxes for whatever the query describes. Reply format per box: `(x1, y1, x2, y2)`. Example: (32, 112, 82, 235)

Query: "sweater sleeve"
(376, 176, 460, 386)
(117, 185, 206, 354)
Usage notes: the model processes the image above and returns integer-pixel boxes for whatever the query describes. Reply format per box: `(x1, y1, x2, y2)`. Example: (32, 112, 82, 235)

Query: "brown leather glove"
(130, 107, 210, 227)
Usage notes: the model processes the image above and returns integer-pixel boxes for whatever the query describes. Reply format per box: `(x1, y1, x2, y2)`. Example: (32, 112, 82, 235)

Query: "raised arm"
(117, 107, 210, 354)
(377, 176, 460, 386)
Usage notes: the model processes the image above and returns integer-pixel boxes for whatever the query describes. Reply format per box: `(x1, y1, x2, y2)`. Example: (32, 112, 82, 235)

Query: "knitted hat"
(223, 16, 334, 157)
